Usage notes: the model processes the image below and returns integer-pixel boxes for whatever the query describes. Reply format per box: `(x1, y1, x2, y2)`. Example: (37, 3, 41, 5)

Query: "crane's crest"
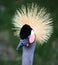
(12, 4, 53, 44)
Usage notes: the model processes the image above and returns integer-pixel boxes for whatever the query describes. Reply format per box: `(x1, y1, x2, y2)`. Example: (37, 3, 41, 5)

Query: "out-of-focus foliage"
(0, 0, 58, 65)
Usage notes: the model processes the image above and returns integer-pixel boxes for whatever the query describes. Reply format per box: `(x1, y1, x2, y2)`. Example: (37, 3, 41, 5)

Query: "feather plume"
(12, 4, 53, 44)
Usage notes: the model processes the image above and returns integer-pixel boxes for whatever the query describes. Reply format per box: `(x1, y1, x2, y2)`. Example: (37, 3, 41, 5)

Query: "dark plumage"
(20, 24, 32, 39)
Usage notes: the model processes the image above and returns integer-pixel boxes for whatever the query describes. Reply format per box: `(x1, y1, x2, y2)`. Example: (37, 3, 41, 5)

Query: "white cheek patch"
(29, 30, 36, 43)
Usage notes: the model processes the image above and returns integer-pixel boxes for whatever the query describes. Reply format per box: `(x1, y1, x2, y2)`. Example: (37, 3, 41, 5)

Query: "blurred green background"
(0, 0, 58, 65)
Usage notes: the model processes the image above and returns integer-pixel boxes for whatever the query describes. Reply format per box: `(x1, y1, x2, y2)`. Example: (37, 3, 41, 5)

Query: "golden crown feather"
(12, 4, 53, 44)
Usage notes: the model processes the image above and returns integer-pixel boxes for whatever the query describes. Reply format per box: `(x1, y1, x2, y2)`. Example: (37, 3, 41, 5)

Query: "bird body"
(12, 3, 53, 65)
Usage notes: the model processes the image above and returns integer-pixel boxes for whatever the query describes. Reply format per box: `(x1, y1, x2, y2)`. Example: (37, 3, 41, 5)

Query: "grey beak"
(16, 38, 29, 50)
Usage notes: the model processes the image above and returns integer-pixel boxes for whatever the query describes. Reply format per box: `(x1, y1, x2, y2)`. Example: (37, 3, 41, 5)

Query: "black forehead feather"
(20, 24, 32, 39)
